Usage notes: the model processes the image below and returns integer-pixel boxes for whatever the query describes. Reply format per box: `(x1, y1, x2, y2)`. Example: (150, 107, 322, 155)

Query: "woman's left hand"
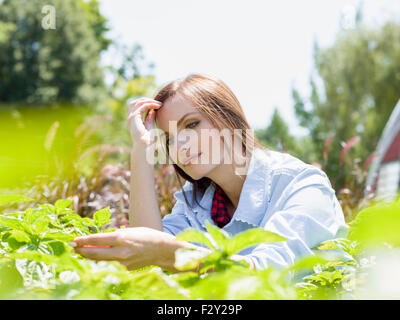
(70, 227, 189, 272)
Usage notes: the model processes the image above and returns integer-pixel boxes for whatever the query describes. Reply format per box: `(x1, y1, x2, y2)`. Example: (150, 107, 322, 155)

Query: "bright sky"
(99, 0, 399, 136)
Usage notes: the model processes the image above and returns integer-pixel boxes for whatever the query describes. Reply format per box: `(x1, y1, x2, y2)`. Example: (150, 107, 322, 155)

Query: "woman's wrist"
(155, 236, 200, 273)
(131, 139, 157, 170)
(131, 138, 147, 153)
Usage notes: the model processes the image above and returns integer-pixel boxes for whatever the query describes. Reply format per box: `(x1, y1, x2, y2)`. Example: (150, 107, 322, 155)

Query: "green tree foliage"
(292, 19, 400, 188)
(111, 43, 156, 82)
(106, 76, 158, 145)
(79, 0, 111, 53)
(95, 42, 158, 150)
(255, 109, 316, 164)
(256, 109, 297, 152)
(0, 0, 111, 105)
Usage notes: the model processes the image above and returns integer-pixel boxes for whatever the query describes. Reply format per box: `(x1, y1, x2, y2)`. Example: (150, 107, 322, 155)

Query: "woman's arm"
(129, 142, 163, 230)
(71, 227, 204, 273)
(235, 168, 348, 270)
(127, 98, 163, 230)
(71, 227, 255, 273)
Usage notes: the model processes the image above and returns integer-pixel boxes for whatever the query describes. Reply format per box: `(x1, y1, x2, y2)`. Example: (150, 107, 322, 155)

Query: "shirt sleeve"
(161, 193, 192, 236)
(239, 167, 349, 270)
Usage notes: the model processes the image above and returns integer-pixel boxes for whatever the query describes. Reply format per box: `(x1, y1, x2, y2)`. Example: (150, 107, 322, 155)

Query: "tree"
(256, 109, 295, 152)
(255, 108, 317, 164)
(293, 18, 400, 188)
(0, 0, 111, 105)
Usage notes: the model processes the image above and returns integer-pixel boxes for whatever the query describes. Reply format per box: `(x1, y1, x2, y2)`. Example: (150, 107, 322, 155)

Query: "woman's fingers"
(71, 232, 123, 247)
(131, 112, 147, 138)
(128, 101, 162, 143)
(74, 246, 127, 261)
(129, 100, 162, 115)
(144, 109, 156, 130)
(127, 97, 149, 112)
(131, 102, 162, 121)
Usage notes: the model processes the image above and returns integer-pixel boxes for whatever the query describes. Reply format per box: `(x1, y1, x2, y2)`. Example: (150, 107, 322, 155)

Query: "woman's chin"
(183, 166, 204, 180)
(184, 163, 219, 180)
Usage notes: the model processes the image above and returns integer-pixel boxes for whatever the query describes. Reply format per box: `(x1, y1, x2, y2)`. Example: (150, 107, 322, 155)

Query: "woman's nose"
(176, 130, 192, 151)
(177, 141, 191, 162)
(166, 135, 187, 164)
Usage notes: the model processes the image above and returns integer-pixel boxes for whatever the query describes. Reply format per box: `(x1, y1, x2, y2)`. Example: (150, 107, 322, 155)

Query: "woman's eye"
(186, 121, 199, 129)
(166, 121, 199, 145)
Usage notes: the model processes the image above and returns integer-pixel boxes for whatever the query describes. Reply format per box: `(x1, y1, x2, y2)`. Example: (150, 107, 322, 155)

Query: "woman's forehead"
(156, 95, 198, 132)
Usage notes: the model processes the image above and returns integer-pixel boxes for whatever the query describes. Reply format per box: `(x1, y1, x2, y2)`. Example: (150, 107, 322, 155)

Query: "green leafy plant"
(1, 195, 400, 300)
(174, 221, 287, 273)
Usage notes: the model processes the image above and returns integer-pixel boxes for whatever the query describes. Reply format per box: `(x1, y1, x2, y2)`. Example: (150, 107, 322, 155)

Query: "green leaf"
(7, 237, 28, 251)
(348, 199, 400, 248)
(0, 216, 24, 230)
(10, 251, 85, 273)
(23, 208, 40, 225)
(93, 207, 112, 228)
(2, 229, 31, 251)
(82, 217, 95, 226)
(205, 221, 229, 250)
(316, 238, 354, 254)
(0, 261, 24, 298)
(281, 255, 330, 277)
(38, 204, 56, 214)
(172, 271, 200, 288)
(41, 231, 76, 243)
(9, 229, 31, 243)
(12, 251, 58, 265)
(198, 250, 224, 273)
(31, 219, 48, 236)
(46, 240, 67, 256)
(175, 228, 215, 249)
(225, 228, 287, 256)
(0, 195, 34, 206)
(129, 270, 187, 299)
(174, 248, 211, 271)
(55, 199, 73, 211)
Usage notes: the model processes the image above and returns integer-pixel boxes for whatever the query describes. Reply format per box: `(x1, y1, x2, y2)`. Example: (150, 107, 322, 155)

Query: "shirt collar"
(229, 147, 270, 227)
(197, 147, 270, 228)
(173, 148, 270, 228)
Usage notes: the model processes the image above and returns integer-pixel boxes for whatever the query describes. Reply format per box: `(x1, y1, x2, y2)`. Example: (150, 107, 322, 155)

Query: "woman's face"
(155, 94, 226, 180)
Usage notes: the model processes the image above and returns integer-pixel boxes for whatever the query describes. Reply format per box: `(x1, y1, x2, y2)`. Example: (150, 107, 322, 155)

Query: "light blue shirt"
(162, 147, 348, 270)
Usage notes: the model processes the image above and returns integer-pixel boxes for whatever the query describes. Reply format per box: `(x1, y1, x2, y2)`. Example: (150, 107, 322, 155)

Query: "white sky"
(99, 0, 400, 136)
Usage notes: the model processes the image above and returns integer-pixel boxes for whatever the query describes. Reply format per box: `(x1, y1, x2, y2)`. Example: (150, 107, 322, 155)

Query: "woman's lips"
(183, 153, 202, 166)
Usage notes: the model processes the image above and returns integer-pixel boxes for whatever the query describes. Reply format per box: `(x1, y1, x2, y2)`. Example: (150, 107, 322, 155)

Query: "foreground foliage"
(0, 195, 399, 300)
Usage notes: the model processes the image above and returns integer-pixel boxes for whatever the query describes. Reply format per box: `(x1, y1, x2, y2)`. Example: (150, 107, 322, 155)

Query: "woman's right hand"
(127, 97, 162, 146)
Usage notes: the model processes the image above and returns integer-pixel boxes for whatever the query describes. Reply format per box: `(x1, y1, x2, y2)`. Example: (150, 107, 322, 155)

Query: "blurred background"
(0, 0, 399, 224)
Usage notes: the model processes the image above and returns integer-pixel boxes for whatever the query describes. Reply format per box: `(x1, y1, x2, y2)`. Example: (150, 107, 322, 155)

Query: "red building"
(365, 100, 400, 200)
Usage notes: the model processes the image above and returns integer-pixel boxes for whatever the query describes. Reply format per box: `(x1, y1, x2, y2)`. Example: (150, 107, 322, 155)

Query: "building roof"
(364, 99, 400, 196)
(382, 130, 400, 163)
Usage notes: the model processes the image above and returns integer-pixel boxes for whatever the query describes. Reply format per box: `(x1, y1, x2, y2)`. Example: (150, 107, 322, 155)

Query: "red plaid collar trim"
(211, 184, 232, 228)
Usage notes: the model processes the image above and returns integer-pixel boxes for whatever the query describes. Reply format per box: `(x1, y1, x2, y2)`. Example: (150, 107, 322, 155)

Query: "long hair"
(153, 73, 265, 211)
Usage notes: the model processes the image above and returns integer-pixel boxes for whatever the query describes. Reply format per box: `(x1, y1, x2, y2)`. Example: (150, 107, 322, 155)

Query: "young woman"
(71, 73, 347, 273)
